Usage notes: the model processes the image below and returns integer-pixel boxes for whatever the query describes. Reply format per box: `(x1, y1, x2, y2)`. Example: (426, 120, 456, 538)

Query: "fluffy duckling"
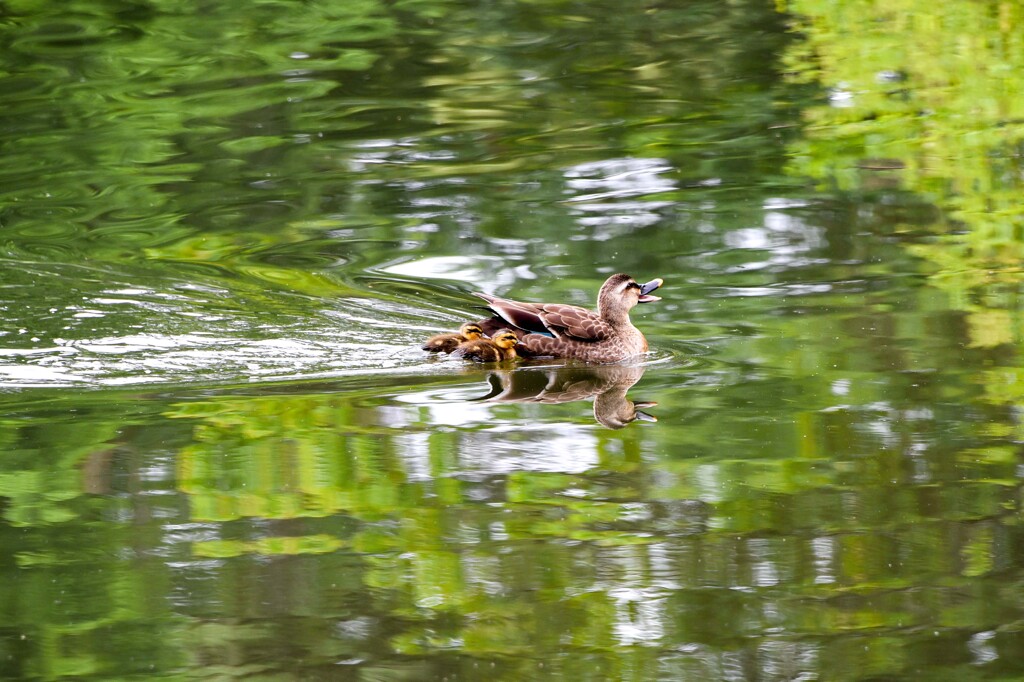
(454, 329, 520, 363)
(422, 322, 485, 354)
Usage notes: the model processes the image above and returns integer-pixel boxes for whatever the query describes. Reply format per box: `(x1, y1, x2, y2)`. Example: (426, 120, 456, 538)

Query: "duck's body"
(454, 329, 519, 363)
(422, 322, 485, 354)
(473, 274, 663, 363)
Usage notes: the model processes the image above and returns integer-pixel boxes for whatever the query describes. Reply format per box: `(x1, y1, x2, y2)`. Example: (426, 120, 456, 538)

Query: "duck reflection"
(474, 363, 656, 429)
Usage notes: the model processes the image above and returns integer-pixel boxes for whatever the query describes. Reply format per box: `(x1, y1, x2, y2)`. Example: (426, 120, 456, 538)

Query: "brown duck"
(422, 322, 485, 354)
(454, 329, 520, 363)
(473, 273, 663, 363)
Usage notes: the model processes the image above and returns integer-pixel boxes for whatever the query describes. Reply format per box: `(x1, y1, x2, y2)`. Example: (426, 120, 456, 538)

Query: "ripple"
(10, 21, 141, 55)
(13, 240, 82, 261)
(0, 254, 709, 390)
(0, 363, 88, 386)
(7, 220, 85, 238)
(0, 265, 477, 388)
(89, 221, 192, 247)
(564, 157, 677, 203)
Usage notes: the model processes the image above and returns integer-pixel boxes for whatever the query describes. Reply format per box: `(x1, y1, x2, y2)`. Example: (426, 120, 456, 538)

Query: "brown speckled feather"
(475, 294, 611, 342)
(537, 304, 612, 342)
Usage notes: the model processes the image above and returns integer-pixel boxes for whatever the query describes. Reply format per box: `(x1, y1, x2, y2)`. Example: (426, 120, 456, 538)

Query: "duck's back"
(422, 333, 462, 353)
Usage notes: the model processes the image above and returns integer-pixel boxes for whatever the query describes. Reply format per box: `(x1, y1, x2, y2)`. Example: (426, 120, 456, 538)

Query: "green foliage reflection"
(783, 0, 1024, 302)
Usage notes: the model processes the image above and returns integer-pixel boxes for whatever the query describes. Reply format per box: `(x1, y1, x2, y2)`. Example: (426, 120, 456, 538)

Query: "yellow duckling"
(422, 322, 485, 354)
(454, 329, 520, 363)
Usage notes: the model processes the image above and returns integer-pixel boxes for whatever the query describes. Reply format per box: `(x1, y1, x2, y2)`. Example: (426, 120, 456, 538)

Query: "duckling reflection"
(422, 322, 485, 354)
(474, 363, 656, 429)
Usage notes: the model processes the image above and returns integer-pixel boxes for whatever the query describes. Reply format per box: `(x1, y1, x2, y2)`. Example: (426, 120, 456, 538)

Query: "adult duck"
(473, 273, 663, 363)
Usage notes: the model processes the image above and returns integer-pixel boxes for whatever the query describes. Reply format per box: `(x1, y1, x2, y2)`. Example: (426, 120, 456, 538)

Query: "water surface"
(2, 0, 1024, 679)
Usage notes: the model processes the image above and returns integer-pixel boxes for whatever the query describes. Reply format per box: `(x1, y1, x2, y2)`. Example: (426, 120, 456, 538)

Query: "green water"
(3, 0, 1024, 679)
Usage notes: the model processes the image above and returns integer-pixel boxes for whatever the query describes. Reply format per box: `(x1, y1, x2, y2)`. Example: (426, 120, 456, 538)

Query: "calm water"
(3, 0, 1024, 679)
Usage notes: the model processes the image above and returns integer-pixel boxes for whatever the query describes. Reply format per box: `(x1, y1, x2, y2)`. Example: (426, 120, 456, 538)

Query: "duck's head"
(597, 274, 664, 318)
(491, 329, 519, 350)
(460, 322, 485, 340)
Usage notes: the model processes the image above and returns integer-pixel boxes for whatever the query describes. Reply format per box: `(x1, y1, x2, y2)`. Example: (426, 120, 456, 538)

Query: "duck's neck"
(598, 300, 632, 327)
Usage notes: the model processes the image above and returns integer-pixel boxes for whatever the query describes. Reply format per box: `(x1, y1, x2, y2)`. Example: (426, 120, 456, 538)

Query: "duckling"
(454, 329, 519, 363)
(422, 322, 485, 354)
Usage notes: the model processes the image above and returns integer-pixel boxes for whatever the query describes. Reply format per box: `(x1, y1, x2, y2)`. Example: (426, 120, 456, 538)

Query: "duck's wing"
(535, 303, 611, 342)
(473, 293, 552, 336)
(473, 293, 610, 342)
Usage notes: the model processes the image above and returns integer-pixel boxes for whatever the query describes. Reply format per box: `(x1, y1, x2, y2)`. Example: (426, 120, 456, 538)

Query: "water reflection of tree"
(0, 370, 1022, 678)
(782, 0, 1024, 348)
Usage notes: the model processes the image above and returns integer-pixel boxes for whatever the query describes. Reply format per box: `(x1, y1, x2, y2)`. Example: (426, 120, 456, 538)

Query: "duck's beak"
(638, 278, 663, 303)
